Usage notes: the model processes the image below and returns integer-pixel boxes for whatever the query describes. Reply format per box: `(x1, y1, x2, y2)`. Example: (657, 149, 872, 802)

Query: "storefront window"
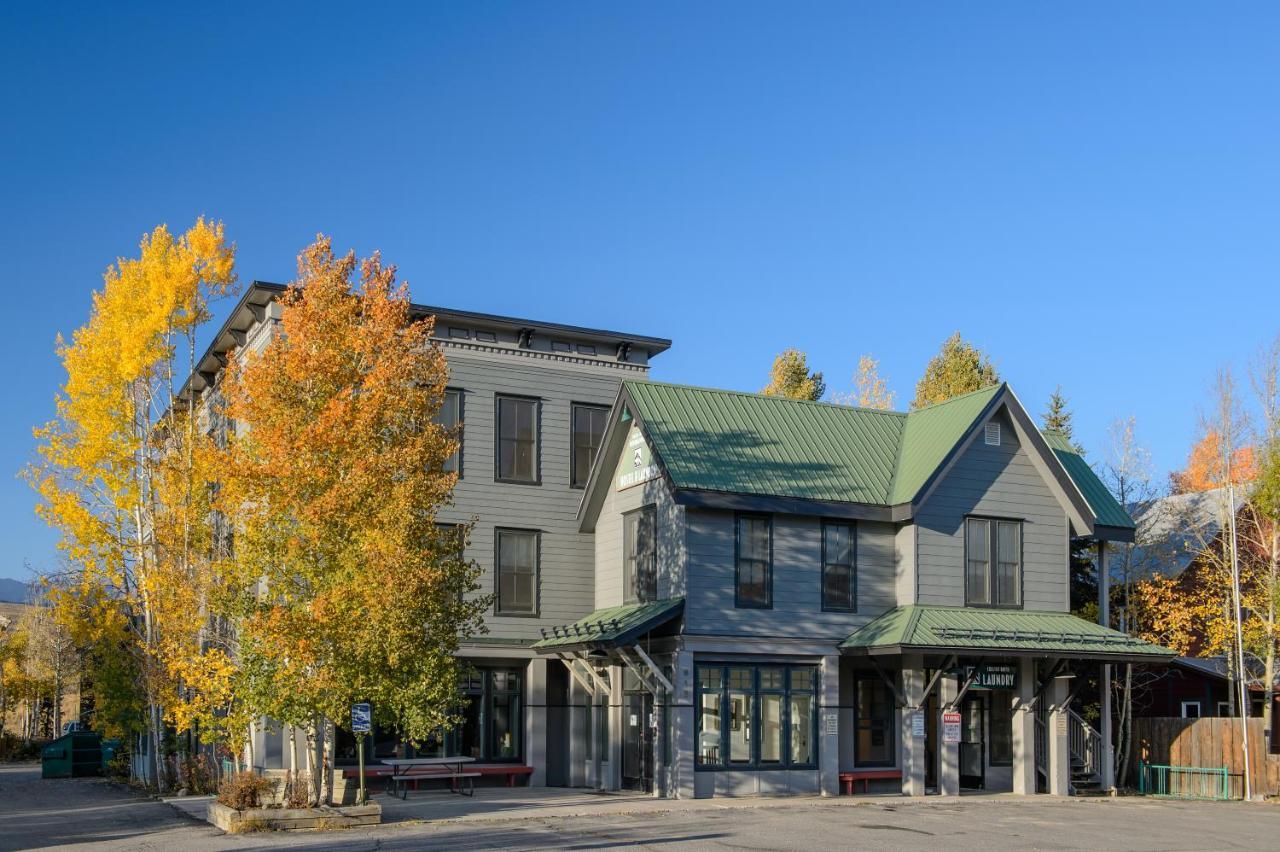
(989, 689, 1013, 766)
(489, 671, 521, 760)
(695, 663, 817, 770)
(855, 677, 894, 767)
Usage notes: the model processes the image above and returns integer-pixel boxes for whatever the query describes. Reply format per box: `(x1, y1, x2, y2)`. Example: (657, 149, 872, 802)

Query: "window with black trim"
(989, 690, 1013, 765)
(434, 389, 462, 475)
(571, 404, 609, 488)
(495, 528, 538, 615)
(964, 517, 1022, 607)
(735, 514, 772, 608)
(822, 521, 856, 611)
(695, 663, 817, 769)
(854, 675, 894, 767)
(496, 395, 539, 483)
(623, 505, 657, 604)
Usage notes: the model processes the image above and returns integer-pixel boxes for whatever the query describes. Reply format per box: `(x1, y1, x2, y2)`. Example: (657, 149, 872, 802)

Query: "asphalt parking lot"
(1, 763, 1275, 851)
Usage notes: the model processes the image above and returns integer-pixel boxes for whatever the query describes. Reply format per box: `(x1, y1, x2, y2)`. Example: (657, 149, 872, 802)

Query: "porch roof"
(531, 598, 684, 653)
(840, 605, 1174, 662)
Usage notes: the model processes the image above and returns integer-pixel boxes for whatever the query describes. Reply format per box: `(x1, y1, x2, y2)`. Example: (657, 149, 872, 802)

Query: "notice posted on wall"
(824, 713, 839, 735)
(911, 711, 925, 738)
(942, 711, 961, 744)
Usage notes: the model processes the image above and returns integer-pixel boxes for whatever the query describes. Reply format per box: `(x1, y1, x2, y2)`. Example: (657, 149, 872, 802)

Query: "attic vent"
(985, 422, 1001, 446)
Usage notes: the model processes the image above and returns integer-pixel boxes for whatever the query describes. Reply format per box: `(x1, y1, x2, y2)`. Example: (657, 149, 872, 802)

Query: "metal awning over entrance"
(840, 604, 1176, 664)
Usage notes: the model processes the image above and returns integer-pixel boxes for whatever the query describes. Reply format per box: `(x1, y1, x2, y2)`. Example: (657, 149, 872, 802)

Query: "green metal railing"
(1137, 761, 1231, 800)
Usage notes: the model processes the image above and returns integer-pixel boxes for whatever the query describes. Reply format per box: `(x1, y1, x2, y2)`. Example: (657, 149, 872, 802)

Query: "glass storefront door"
(959, 695, 985, 789)
(622, 691, 654, 792)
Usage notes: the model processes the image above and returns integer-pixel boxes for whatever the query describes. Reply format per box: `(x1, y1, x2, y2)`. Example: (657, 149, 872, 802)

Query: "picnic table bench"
(383, 757, 481, 799)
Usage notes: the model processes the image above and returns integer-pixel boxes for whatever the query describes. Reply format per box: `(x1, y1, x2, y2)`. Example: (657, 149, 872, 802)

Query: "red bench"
(840, 769, 902, 794)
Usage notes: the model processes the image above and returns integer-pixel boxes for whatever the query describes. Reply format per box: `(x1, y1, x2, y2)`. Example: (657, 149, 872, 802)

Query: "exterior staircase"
(1067, 710, 1104, 795)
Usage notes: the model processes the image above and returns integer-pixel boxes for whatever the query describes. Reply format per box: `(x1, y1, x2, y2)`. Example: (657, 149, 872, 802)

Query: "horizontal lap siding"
(914, 410, 1068, 611)
(685, 509, 898, 639)
(434, 347, 645, 641)
(594, 459, 685, 609)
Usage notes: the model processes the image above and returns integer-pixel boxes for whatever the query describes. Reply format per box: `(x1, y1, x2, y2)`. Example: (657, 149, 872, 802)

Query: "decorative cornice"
(438, 338, 650, 371)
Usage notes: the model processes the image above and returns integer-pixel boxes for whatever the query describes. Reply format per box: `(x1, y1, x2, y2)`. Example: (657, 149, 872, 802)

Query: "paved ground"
(2, 763, 1276, 851)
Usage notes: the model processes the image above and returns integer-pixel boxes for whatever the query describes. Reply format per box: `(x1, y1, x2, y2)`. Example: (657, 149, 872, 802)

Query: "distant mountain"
(0, 577, 31, 604)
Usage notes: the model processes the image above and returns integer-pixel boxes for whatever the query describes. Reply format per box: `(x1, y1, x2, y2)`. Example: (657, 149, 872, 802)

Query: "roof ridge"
(885, 384, 1005, 501)
(624, 378, 908, 419)
(906, 381, 1006, 413)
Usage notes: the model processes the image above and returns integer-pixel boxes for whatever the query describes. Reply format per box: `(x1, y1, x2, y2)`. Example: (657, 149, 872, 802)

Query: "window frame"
(493, 527, 540, 617)
(494, 394, 542, 486)
(734, 513, 773, 609)
(570, 402, 610, 489)
(623, 504, 658, 604)
(1181, 700, 1202, 719)
(437, 387, 464, 478)
(988, 690, 1013, 766)
(694, 663, 818, 771)
(963, 515, 1024, 609)
(853, 673, 896, 768)
(820, 520, 857, 612)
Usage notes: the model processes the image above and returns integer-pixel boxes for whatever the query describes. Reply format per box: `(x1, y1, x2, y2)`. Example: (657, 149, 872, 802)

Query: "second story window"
(495, 528, 538, 615)
(965, 517, 1022, 608)
(571, 404, 609, 488)
(624, 505, 657, 603)
(496, 395, 539, 484)
(434, 389, 462, 475)
(735, 514, 772, 608)
(821, 521, 856, 612)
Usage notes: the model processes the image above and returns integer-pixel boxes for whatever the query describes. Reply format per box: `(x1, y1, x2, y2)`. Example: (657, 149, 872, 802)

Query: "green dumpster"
(100, 739, 121, 773)
(41, 732, 103, 779)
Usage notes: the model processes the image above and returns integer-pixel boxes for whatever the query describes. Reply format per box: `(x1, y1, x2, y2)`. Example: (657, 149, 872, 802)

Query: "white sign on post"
(942, 711, 962, 745)
(911, 711, 925, 738)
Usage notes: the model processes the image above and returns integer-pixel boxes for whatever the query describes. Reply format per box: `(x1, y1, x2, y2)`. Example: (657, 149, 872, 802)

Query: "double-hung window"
(495, 528, 538, 615)
(434, 389, 463, 475)
(735, 514, 772, 608)
(571, 404, 609, 488)
(821, 521, 856, 611)
(965, 517, 1022, 607)
(623, 505, 657, 604)
(695, 663, 817, 769)
(496, 395, 539, 484)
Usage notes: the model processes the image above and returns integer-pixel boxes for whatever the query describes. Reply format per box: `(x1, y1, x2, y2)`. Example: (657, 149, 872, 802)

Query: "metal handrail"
(1138, 761, 1231, 800)
(1067, 709, 1103, 781)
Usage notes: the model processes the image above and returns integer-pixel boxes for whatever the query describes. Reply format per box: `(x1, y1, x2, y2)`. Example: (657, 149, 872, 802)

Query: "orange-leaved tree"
(216, 236, 487, 805)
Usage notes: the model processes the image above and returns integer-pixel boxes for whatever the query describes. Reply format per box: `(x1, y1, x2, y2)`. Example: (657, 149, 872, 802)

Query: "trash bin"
(42, 732, 103, 779)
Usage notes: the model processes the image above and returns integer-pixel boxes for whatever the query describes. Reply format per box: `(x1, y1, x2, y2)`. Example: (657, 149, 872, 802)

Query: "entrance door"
(959, 695, 985, 789)
(622, 692, 654, 792)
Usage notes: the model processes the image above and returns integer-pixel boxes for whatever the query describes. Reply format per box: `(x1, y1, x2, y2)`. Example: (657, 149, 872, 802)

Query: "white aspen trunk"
(320, 718, 334, 805)
(306, 720, 320, 806)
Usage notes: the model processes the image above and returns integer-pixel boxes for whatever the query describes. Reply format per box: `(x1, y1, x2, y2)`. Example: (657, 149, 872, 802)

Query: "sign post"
(351, 703, 372, 804)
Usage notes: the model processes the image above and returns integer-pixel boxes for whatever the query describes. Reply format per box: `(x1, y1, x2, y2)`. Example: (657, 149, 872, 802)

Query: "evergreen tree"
(910, 332, 999, 409)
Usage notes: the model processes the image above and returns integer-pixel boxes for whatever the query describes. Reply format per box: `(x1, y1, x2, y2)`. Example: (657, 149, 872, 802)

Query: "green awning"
(840, 605, 1174, 662)
(532, 598, 684, 653)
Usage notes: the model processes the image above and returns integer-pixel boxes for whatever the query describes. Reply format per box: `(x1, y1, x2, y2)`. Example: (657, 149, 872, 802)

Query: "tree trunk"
(306, 720, 320, 806)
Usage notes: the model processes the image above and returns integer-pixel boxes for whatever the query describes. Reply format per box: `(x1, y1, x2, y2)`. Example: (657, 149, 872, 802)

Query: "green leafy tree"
(762, 348, 825, 401)
(910, 332, 999, 409)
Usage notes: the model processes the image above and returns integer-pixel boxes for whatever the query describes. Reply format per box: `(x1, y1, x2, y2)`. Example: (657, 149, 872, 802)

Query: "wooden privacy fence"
(1131, 717, 1280, 799)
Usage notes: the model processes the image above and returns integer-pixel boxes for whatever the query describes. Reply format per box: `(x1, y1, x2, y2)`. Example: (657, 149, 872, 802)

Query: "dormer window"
(984, 422, 1001, 446)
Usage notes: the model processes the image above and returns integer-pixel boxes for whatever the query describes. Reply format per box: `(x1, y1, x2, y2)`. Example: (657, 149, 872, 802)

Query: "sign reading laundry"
(961, 663, 1018, 690)
(616, 426, 660, 490)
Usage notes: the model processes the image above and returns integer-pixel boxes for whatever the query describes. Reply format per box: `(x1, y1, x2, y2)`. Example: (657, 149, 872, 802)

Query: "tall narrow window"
(736, 514, 772, 608)
(989, 690, 1013, 765)
(435, 389, 462, 475)
(966, 518, 1022, 608)
(496, 396, 539, 484)
(822, 521, 856, 611)
(571, 404, 609, 488)
(854, 677, 894, 767)
(495, 529, 538, 615)
(727, 667, 754, 765)
(623, 505, 657, 604)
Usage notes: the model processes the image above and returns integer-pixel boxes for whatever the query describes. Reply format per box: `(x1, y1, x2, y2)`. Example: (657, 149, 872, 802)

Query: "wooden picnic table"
(382, 757, 480, 798)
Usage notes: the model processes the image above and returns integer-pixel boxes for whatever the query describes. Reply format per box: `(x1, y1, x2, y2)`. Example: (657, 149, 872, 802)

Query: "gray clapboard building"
(193, 281, 1172, 799)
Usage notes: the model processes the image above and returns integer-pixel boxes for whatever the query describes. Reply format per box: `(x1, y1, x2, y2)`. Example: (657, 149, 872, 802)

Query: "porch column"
(900, 654, 926, 796)
(526, 657, 548, 786)
(1048, 670, 1071, 796)
(1097, 540, 1116, 793)
(938, 673, 960, 796)
(1012, 657, 1036, 794)
(671, 649, 696, 799)
(819, 654, 841, 796)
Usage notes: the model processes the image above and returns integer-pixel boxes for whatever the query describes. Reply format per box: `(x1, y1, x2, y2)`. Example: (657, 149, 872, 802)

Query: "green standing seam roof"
(888, 385, 1004, 504)
(532, 598, 684, 652)
(1043, 431, 1136, 531)
(840, 605, 1172, 659)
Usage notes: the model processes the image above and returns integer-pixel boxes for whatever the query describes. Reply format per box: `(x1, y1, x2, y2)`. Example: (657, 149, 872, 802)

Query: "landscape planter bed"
(206, 801, 381, 832)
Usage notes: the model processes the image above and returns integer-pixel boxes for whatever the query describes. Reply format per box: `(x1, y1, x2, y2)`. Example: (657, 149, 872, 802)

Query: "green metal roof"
(840, 605, 1173, 660)
(532, 598, 684, 652)
(1043, 431, 1136, 531)
(623, 380, 1005, 507)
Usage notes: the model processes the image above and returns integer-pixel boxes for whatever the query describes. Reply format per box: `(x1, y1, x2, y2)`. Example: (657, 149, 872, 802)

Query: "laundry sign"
(961, 663, 1018, 690)
(616, 427, 660, 490)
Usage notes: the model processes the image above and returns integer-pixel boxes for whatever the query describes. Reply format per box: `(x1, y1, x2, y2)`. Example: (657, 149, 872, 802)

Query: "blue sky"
(2, 2, 1278, 582)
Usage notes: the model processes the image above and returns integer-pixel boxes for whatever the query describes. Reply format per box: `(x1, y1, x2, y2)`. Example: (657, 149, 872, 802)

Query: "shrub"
(217, 772, 277, 810)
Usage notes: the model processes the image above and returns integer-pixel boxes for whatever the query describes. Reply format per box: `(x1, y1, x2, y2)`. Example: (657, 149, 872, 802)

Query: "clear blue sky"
(2, 2, 1278, 582)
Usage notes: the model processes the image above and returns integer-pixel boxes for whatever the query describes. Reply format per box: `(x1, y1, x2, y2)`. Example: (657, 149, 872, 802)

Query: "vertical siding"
(594, 424, 685, 608)
(683, 510, 898, 639)
(433, 344, 648, 642)
(913, 410, 1069, 611)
